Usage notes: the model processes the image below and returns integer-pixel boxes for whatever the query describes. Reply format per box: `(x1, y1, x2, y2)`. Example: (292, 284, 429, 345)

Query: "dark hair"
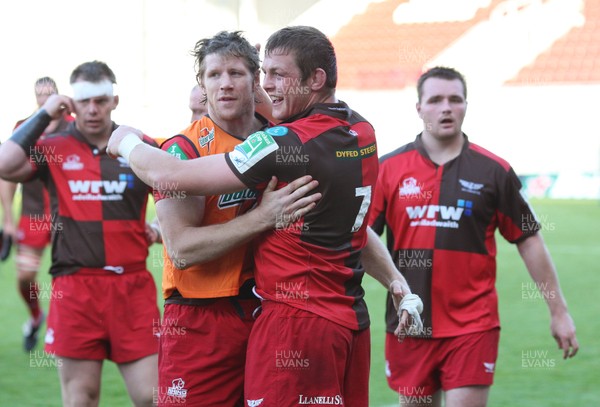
(265, 26, 337, 90)
(34, 77, 58, 91)
(70, 60, 117, 84)
(193, 31, 260, 84)
(417, 66, 467, 102)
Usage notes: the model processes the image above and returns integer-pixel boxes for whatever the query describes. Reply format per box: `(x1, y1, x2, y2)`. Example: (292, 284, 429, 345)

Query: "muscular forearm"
(518, 233, 569, 315)
(157, 172, 320, 269)
(518, 232, 579, 358)
(112, 126, 247, 195)
(11, 109, 51, 154)
(362, 227, 411, 294)
(0, 141, 34, 182)
(164, 209, 272, 268)
(0, 110, 49, 181)
(363, 227, 424, 337)
(0, 180, 17, 226)
(126, 141, 243, 196)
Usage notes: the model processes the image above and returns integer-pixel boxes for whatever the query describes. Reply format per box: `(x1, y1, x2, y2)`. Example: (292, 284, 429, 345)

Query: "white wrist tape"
(118, 133, 144, 163)
(399, 293, 424, 335)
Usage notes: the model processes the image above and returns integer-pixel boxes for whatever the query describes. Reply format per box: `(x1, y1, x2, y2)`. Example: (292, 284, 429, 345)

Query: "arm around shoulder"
(110, 125, 245, 195)
(156, 194, 267, 268)
(157, 175, 321, 267)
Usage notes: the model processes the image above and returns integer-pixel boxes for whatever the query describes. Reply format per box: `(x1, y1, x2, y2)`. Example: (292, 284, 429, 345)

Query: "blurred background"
(1, 0, 598, 199)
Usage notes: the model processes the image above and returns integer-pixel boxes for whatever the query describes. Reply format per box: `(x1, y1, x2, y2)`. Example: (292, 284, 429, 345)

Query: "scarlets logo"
(167, 378, 188, 399)
(399, 177, 421, 196)
(62, 154, 84, 171)
(399, 177, 432, 200)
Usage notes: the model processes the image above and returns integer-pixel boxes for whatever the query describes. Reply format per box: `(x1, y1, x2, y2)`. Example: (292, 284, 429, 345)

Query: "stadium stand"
(332, 0, 505, 89)
(332, 0, 600, 89)
(509, 0, 600, 84)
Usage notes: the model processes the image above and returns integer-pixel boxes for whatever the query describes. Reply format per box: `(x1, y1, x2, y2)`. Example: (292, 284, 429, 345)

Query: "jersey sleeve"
(496, 166, 540, 243)
(224, 128, 303, 189)
(153, 134, 200, 202)
(160, 135, 199, 159)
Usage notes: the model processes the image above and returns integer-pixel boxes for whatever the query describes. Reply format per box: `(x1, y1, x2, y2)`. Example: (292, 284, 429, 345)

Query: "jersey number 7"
(351, 186, 372, 233)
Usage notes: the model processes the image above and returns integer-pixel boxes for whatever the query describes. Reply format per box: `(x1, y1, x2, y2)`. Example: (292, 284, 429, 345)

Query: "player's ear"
(416, 102, 422, 118)
(309, 68, 327, 92)
(112, 95, 119, 110)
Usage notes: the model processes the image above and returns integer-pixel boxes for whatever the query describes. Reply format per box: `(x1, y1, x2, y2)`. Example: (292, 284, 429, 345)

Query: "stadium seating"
(332, 0, 505, 89)
(332, 0, 600, 89)
(509, 0, 600, 84)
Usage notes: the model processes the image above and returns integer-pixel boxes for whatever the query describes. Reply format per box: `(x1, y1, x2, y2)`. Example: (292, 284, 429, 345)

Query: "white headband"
(70, 80, 116, 101)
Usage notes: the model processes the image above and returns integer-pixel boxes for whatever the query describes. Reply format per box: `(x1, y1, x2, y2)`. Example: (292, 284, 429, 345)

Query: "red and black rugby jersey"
(225, 102, 378, 331)
(370, 134, 539, 338)
(30, 122, 157, 276)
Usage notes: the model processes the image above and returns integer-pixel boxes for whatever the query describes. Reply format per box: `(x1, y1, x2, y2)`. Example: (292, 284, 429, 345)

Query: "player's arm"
(0, 116, 42, 182)
(145, 218, 162, 245)
(109, 125, 245, 195)
(156, 194, 205, 268)
(157, 175, 320, 268)
(517, 233, 579, 359)
(0, 179, 17, 237)
(0, 94, 73, 182)
(363, 227, 411, 295)
(362, 227, 423, 339)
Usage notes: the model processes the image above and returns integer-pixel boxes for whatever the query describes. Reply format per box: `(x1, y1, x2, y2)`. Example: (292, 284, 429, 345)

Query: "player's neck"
(312, 92, 337, 105)
(217, 113, 263, 140)
(421, 131, 465, 166)
(76, 126, 111, 151)
(300, 91, 337, 113)
(86, 135, 109, 151)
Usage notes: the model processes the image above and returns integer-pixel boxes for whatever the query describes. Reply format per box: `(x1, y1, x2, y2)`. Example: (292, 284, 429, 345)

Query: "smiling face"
(417, 77, 467, 142)
(200, 53, 256, 127)
(261, 51, 315, 121)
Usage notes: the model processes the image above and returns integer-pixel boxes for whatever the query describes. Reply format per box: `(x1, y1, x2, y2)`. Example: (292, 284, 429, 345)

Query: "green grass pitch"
(0, 199, 598, 406)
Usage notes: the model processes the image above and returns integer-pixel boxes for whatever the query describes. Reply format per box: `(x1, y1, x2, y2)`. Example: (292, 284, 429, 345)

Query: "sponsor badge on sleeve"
(228, 131, 279, 174)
